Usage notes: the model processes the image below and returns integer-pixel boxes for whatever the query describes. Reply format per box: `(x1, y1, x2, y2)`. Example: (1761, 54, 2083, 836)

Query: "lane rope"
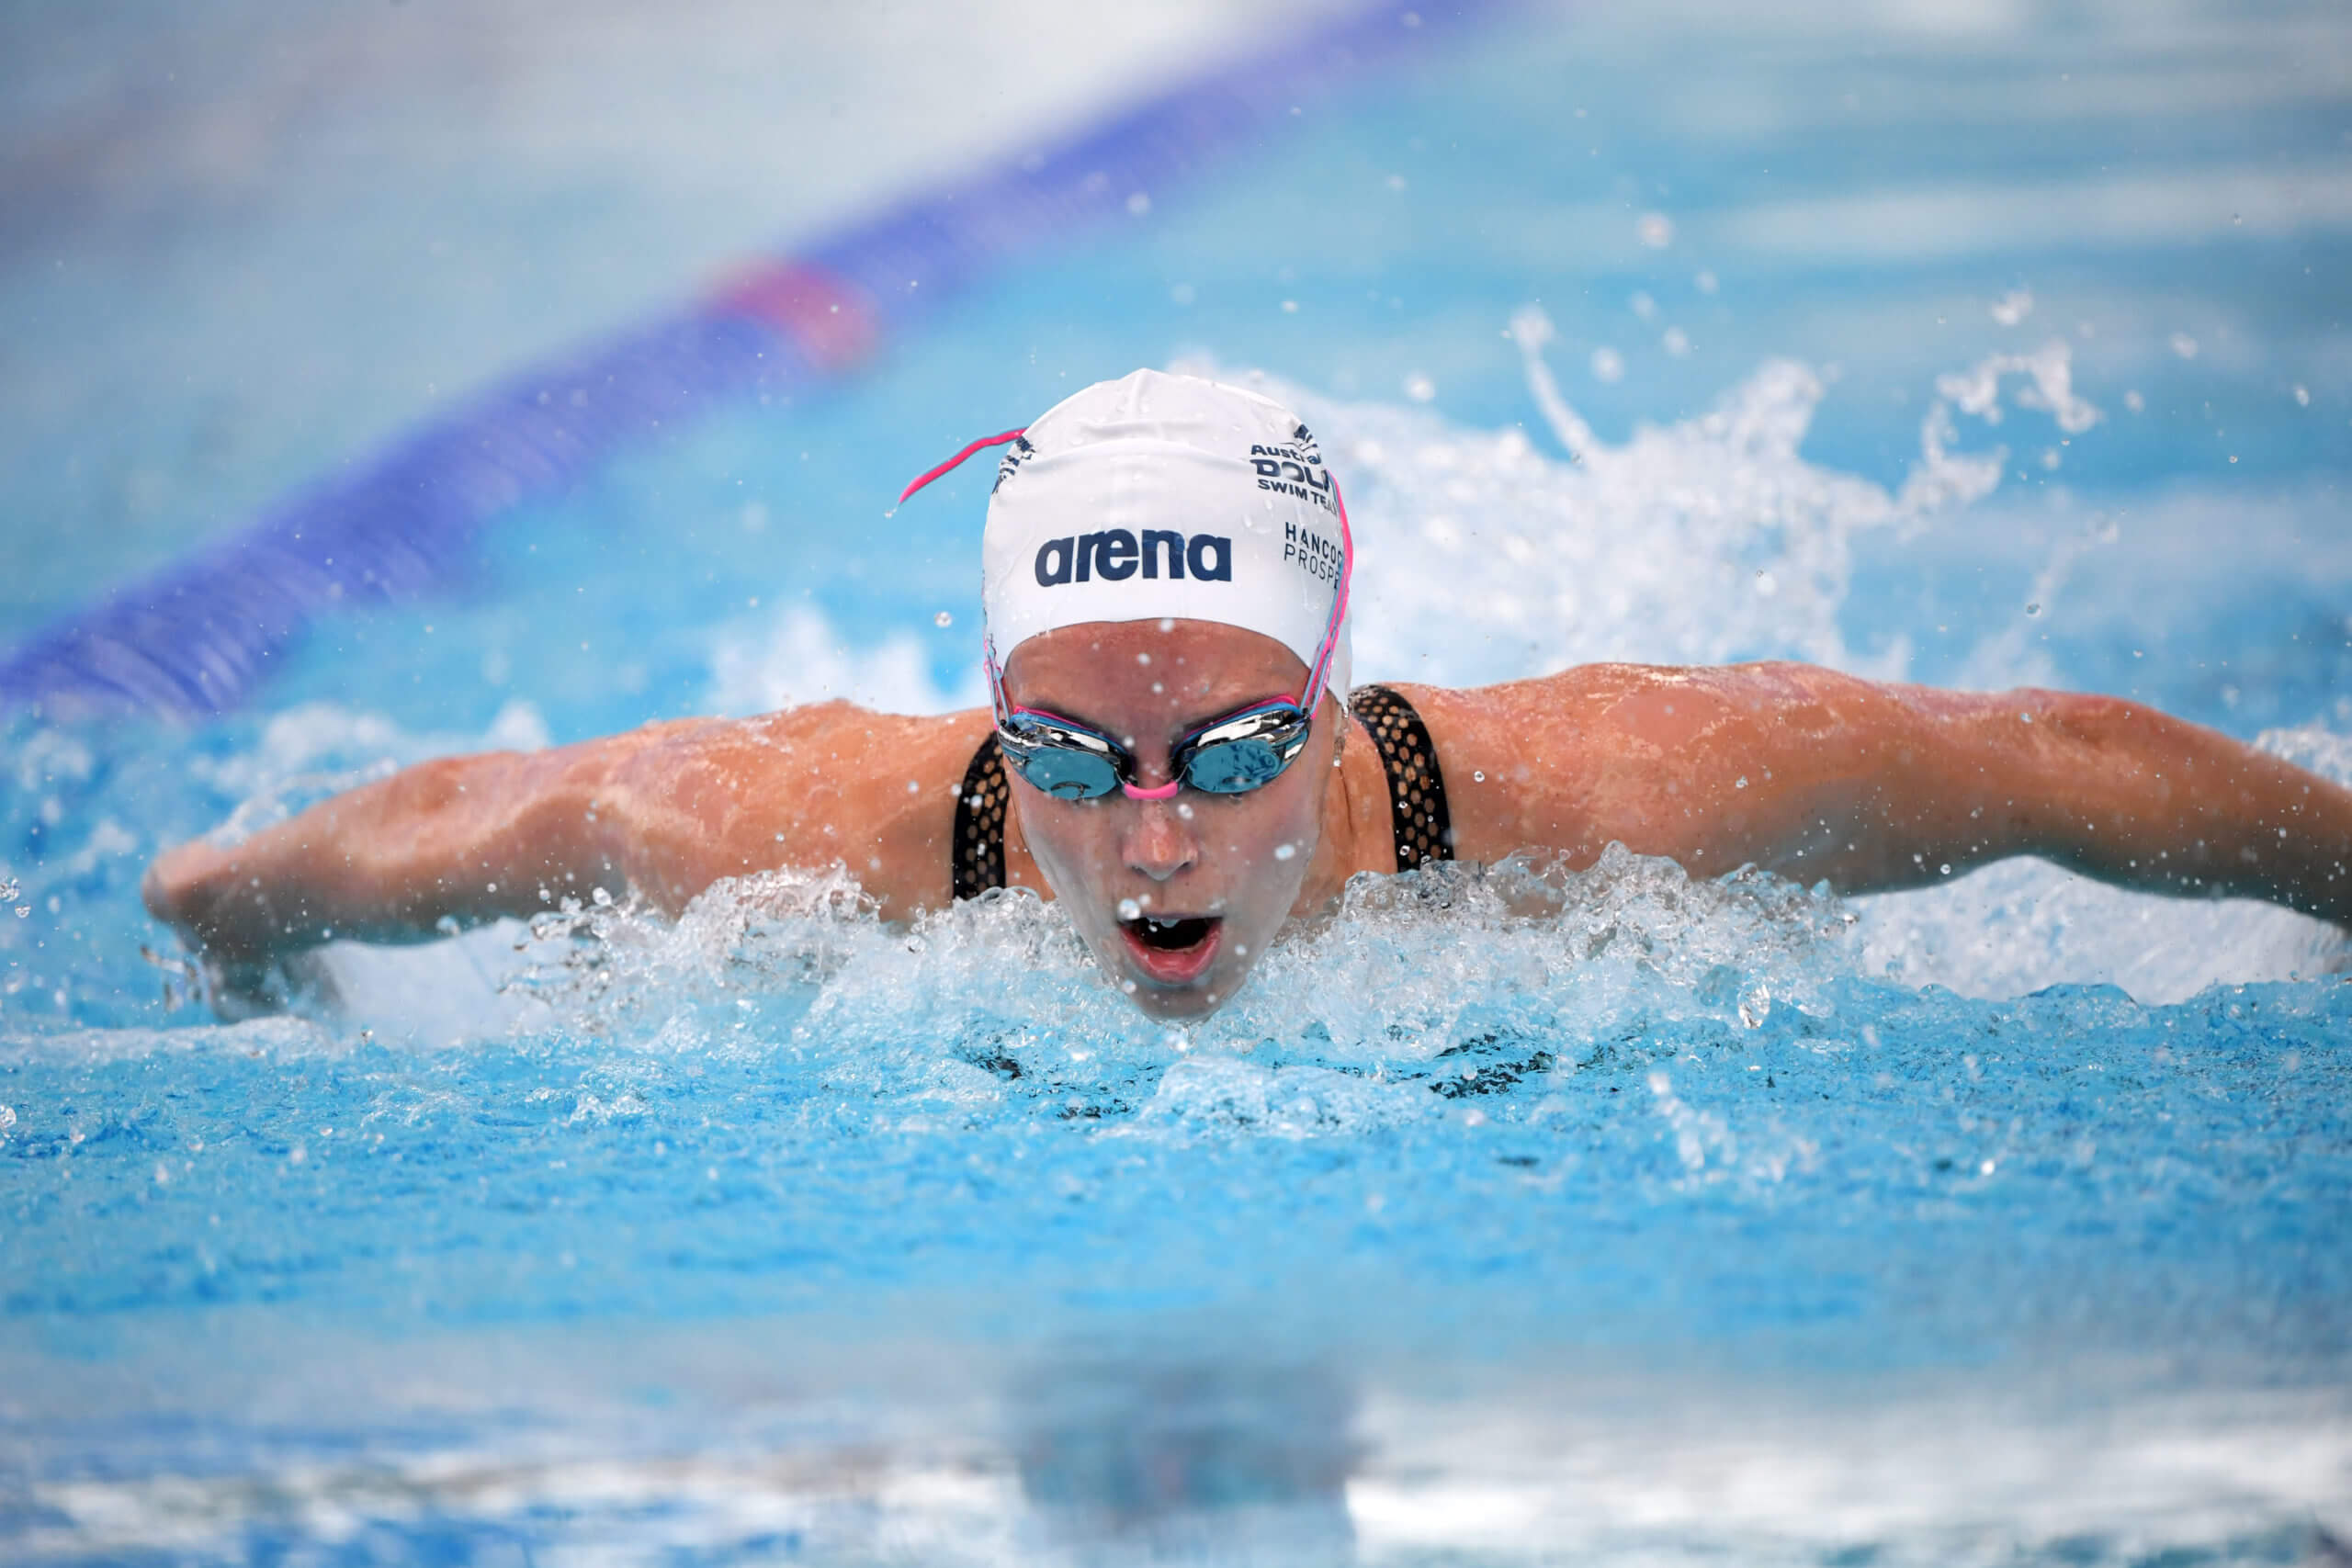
(1, 2, 1490, 723)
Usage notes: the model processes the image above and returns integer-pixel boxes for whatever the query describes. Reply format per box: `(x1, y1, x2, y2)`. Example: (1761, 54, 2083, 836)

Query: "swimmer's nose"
(1122, 799, 1198, 882)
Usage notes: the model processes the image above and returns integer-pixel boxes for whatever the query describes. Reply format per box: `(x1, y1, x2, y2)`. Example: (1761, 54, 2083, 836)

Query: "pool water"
(5, 0, 2351, 1562)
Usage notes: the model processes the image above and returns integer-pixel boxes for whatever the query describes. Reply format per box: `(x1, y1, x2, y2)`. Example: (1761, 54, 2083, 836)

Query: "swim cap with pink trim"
(904, 369, 1353, 710)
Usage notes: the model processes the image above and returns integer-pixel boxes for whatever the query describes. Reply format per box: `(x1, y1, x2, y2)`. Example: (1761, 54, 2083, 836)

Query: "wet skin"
(145, 624, 2352, 1016)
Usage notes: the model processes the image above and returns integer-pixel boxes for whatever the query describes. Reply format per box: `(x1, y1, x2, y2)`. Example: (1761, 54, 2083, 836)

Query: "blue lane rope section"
(3, 1, 1492, 725)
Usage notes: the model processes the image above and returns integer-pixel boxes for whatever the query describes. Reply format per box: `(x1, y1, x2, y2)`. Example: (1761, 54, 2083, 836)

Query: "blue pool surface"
(4, 0, 2351, 1561)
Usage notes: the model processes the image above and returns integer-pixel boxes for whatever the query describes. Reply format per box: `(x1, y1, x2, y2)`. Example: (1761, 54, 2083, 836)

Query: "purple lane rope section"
(2, 1, 1493, 724)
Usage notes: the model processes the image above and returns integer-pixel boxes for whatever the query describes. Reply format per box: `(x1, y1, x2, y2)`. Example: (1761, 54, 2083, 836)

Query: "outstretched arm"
(143, 704, 993, 964)
(1417, 662, 2352, 919)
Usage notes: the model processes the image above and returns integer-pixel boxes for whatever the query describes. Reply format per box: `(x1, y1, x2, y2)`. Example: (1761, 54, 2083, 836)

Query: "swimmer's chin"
(1122, 984, 1232, 1021)
(1098, 947, 1240, 1021)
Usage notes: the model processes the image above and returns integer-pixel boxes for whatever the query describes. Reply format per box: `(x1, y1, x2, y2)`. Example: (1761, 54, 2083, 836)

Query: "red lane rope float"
(705, 261, 881, 375)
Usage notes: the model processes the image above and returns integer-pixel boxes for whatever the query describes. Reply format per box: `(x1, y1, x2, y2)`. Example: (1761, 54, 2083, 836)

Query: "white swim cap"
(956, 369, 1352, 708)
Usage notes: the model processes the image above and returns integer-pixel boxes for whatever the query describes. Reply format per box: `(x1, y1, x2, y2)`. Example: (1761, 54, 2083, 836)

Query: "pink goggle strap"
(897, 428, 1027, 505)
(1296, 475, 1355, 714)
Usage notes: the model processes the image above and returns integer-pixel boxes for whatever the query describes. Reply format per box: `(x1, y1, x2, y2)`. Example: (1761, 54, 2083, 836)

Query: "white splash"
(1933, 338, 2103, 433)
(198, 698, 550, 846)
(708, 605, 986, 716)
(1193, 316, 2018, 690)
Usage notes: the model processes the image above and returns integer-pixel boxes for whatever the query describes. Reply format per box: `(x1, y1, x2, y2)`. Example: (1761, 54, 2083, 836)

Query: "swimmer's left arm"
(1414, 662, 2352, 920)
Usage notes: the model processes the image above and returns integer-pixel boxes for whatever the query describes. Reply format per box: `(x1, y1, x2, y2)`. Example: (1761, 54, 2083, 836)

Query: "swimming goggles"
(996, 697, 1316, 801)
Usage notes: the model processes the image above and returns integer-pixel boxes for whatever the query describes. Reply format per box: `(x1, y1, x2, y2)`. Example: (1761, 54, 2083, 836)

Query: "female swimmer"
(144, 371, 2352, 1019)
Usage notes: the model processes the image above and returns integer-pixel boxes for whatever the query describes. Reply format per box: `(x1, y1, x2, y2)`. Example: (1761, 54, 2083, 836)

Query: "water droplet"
(1117, 897, 1141, 921)
(1635, 211, 1674, 248)
(1281, 299, 1299, 313)
(1589, 347, 1624, 384)
(1473, 770, 1486, 783)
(2025, 603, 2041, 616)
(1735, 775, 1748, 789)
(1940, 863, 1952, 875)
(2293, 384, 2311, 407)
(933, 610, 953, 627)
(592, 886, 613, 907)
(1273, 842, 1297, 861)
(13, 906, 27, 919)
(1403, 372, 1436, 402)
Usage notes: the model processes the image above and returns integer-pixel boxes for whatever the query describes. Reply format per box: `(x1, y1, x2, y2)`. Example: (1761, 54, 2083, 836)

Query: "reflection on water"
(1012, 1360, 1358, 1565)
(13, 1335, 2351, 1565)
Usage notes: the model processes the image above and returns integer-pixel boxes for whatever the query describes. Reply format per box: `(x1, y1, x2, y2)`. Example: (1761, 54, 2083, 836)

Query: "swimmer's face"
(1001, 619, 1340, 1020)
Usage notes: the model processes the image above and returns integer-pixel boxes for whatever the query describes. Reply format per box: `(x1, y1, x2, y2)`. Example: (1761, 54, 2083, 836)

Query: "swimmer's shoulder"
(606, 702, 996, 919)
(1381, 664, 1752, 866)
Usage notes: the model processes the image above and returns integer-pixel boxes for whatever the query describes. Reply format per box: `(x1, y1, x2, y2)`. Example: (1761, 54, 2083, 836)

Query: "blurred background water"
(3, 0, 2349, 1562)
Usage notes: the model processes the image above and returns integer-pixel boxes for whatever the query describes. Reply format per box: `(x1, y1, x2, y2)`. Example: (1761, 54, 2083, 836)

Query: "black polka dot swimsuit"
(948, 684, 1454, 901)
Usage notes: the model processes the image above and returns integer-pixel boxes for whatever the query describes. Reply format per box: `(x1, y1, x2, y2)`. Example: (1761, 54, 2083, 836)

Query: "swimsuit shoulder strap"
(1350, 684, 1455, 872)
(951, 733, 1011, 901)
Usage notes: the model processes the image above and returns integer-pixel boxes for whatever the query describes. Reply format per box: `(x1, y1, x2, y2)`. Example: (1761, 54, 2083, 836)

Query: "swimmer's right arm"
(142, 704, 994, 963)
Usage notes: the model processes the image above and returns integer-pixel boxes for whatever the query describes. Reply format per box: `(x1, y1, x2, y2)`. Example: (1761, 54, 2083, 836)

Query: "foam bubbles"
(417, 845, 1861, 1134)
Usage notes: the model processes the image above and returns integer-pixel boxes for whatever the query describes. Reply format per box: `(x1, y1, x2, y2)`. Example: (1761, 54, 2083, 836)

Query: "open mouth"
(1117, 913, 1223, 986)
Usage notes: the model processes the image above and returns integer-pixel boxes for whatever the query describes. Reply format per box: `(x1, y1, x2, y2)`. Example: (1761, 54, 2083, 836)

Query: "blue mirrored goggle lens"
(1004, 741, 1124, 800)
(1180, 738, 1295, 794)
